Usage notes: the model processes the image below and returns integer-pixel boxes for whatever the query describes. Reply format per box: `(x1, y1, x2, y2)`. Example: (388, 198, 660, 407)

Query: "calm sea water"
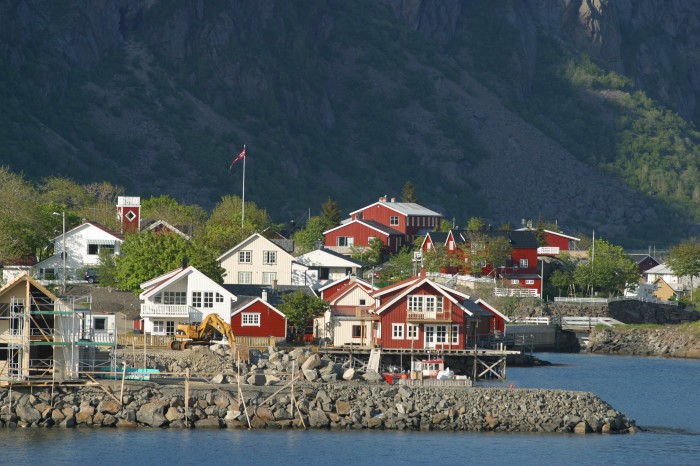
(2, 352, 699, 466)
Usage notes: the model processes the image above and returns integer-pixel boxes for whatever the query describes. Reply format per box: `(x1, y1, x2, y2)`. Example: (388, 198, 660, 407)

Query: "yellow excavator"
(170, 313, 236, 350)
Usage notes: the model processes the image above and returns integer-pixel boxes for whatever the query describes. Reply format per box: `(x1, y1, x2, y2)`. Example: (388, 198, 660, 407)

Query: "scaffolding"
(0, 289, 117, 384)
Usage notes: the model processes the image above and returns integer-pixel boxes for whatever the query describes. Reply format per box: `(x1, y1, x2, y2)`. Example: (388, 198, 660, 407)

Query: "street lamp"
(53, 211, 66, 294)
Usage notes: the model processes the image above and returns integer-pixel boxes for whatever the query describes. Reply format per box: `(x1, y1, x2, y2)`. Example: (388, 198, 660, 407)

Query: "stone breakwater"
(588, 325, 700, 359)
(0, 382, 637, 434)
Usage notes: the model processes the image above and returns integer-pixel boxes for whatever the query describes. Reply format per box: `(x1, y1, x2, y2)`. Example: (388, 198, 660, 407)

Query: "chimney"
(272, 279, 278, 291)
(420, 268, 427, 278)
(390, 197, 396, 203)
(182, 256, 188, 269)
(262, 289, 268, 302)
(379, 195, 387, 202)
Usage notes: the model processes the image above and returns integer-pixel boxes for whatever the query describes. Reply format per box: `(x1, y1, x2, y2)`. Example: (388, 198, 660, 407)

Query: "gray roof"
(351, 201, 441, 217)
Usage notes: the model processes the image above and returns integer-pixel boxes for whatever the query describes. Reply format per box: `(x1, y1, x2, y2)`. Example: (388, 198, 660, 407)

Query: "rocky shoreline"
(587, 323, 700, 358)
(0, 382, 637, 434)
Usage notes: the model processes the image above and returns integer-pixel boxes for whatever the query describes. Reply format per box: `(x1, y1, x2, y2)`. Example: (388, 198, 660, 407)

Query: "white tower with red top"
(117, 196, 141, 233)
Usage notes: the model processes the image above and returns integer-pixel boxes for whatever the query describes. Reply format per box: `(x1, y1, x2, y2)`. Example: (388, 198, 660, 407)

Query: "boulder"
(195, 417, 222, 428)
(256, 406, 275, 421)
(210, 373, 225, 384)
(16, 404, 41, 424)
(301, 353, 321, 371)
(97, 400, 121, 415)
(574, 421, 591, 434)
(335, 400, 351, 415)
(308, 409, 330, 428)
(165, 407, 184, 422)
(342, 368, 356, 381)
(137, 402, 168, 427)
(303, 369, 319, 382)
(362, 370, 385, 382)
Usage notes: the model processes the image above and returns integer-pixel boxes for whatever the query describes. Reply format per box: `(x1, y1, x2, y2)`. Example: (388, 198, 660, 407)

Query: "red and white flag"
(229, 146, 246, 170)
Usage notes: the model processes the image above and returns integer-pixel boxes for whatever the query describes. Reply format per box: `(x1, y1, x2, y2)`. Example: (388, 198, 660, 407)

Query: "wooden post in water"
(185, 368, 190, 427)
(119, 362, 127, 405)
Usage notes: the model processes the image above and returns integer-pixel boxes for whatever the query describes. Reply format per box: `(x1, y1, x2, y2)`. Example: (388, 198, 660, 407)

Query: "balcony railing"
(537, 246, 560, 255)
(355, 308, 379, 320)
(140, 304, 200, 320)
(406, 309, 452, 322)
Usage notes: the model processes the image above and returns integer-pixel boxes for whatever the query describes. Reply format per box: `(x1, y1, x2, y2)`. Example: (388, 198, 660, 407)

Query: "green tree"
(422, 243, 453, 273)
(573, 239, 639, 297)
(142, 194, 207, 235)
(350, 236, 384, 267)
(667, 240, 700, 303)
(277, 290, 328, 337)
(320, 197, 342, 229)
(459, 232, 511, 276)
(202, 195, 271, 254)
(114, 231, 224, 293)
(466, 217, 486, 231)
(82, 181, 126, 230)
(0, 168, 45, 262)
(39, 176, 93, 210)
(292, 216, 327, 254)
(378, 246, 415, 282)
(401, 181, 416, 203)
(436, 219, 453, 232)
(95, 249, 118, 289)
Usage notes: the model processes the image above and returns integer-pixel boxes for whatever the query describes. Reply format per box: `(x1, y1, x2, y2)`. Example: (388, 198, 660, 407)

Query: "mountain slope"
(0, 0, 698, 246)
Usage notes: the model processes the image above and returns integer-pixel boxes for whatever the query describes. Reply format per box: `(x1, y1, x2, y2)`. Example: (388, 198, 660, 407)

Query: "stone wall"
(587, 325, 700, 359)
(0, 382, 636, 434)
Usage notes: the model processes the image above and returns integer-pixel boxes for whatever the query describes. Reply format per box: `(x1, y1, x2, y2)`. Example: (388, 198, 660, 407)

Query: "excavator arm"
(170, 313, 235, 350)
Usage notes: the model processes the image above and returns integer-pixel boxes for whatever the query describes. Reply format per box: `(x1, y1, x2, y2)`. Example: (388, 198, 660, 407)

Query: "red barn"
(373, 271, 508, 350)
(230, 297, 287, 339)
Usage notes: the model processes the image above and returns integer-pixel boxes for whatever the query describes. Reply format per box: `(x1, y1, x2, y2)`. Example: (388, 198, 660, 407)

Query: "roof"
(322, 219, 403, 237)
(222, 284, 317, 306)
(645, 263, 675, 275)
(139, 266, 237, 302)
(53, 221, 124, 243)
(456, 230, 539, 249)
(350, 201, 441, 217)
(230, 297, 286, 319)
(374, 277, 475, 317)
(317, 275, 377, 293)
(295, 248, 367, 268)
(142, 219, 191, 240)
(217, 233, 294, 262)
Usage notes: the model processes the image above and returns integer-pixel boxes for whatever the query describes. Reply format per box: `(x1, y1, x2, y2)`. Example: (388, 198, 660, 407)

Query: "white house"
(139, 266, 237, 335)
(292, 248, 367, 289)
(218, 233, 296, 286)
(33, 222, 123, 283)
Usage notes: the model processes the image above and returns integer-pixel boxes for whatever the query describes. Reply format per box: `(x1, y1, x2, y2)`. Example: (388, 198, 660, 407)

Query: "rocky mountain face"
(1, 0, 699, 245)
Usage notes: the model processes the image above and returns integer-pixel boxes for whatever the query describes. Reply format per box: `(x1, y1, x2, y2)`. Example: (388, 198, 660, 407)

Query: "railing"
(235, 336, 278, 349)
(355, 308, 378, 320)
(117, 334, 175, 348)
(495, 288, 539, 297)
(554, 297, 609, 303)
(537, 246, 560, 255)
(140, 304, 198, 318)
(514, 317, 553, 325)
(559, 316, 623, 328)
(554, 296, 679, 306)
(406, 309, 452, 321)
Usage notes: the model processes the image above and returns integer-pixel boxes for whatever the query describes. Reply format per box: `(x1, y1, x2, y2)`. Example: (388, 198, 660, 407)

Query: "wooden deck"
(319, 346, 520, 357)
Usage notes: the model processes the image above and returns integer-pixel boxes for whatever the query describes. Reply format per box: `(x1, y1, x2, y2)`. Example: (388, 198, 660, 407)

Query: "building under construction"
(0, 273, 116, 385)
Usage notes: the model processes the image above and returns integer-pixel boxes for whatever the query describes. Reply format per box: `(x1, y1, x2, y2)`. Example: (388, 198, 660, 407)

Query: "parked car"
(84, 269, 98, 284)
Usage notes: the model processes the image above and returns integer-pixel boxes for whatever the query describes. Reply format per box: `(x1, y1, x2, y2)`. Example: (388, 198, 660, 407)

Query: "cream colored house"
(218, 233, 296, 286)
(315, 276, 378, 347)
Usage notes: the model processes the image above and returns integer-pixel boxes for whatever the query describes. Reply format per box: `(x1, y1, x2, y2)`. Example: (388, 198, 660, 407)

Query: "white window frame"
(238, 272, 252, 284)
(407, 324, 419, 340)
(262, 272, 277, 285)
(435, 325, 447, 343)
(525, 279, 535, 285)
(511, 279, 520, 285)
(191, 292, 202, 308)
(392, 323, 404, 339)
(390, 216, 399, 226)
(242, 313, 260, 326)
(153, 320, 164, 334)
(451, 324, 459, 345)
(520, 258, 529, 268)
(263, 250, 277, 265)
(203, 292, 214, 308)
(239, 251, 252, 263)
(216, 293, 224, 303)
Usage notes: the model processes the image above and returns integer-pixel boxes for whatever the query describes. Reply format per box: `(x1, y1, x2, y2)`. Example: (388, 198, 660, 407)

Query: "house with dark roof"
(230, 294, 287, 341)
(292, 248, 367, 289)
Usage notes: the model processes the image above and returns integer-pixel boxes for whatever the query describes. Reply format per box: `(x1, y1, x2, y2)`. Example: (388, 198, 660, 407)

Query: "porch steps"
(367, 348, 381, 372)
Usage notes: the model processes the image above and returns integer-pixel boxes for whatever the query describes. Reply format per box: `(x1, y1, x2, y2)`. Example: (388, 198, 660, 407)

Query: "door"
(424, 325, 436, 349)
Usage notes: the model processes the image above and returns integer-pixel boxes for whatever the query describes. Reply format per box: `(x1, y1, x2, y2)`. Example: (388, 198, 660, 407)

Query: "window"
(337, 236, 354, 247)
(88, 244, 99, 255)
(101, 244, 115, 255)
(262, 272, 276, 285)
(390, 216, 399, 226)
(520, 258, 529, 268)
(319, 268, 329, 280)
(0, 343, 7, 361)
(238, 272, 252, 284)
(449, 240, 455, 250)
(436, 325, 447, 343)
(392, 323, 404, 339)
(166, 321, 175, 335)
(239, 251, 252, 263)
(525, 280, 535, 285)
(216, 293, 224, 303)
(352, 325, 365, 338)
(408, 295, 422, 311)
(451, 325, 459, 345)
(359, 299, 366, 306)
(263, 250, 277, 265)
(94, 318, 106, 331)
(511, 279, 520, 285)
(242, 313, 260, 326)
(407, 324, 419, 340)
(160, 291, 186, 305)
(203, 292, 214, 308)
(192, 292, 202, 307)
(153, 320, 164, 334)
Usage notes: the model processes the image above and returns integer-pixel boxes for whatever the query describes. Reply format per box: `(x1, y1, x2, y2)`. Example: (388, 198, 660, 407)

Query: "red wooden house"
(230, 296, 287, 340)
(372, 271, 509, 350)
(324, 196, 442, 255)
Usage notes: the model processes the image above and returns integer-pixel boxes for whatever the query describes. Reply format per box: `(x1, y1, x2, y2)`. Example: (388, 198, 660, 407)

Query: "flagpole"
(241, 144, 246, 228)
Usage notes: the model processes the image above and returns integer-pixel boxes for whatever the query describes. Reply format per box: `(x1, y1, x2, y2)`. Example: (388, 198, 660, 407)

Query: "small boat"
(411, 358, 445, 379)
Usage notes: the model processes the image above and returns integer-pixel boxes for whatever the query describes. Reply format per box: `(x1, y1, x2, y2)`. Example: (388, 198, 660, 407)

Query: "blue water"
(2, 353, 699, 466)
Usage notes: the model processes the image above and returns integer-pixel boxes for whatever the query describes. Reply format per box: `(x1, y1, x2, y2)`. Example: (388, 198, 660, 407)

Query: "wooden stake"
(119, 362, 127, 406)
(85, 373, 121, 404)
(185, 368, 190, 427)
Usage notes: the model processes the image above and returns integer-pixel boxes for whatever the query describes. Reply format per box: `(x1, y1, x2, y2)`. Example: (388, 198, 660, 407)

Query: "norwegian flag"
(229, 146, 246, 170)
